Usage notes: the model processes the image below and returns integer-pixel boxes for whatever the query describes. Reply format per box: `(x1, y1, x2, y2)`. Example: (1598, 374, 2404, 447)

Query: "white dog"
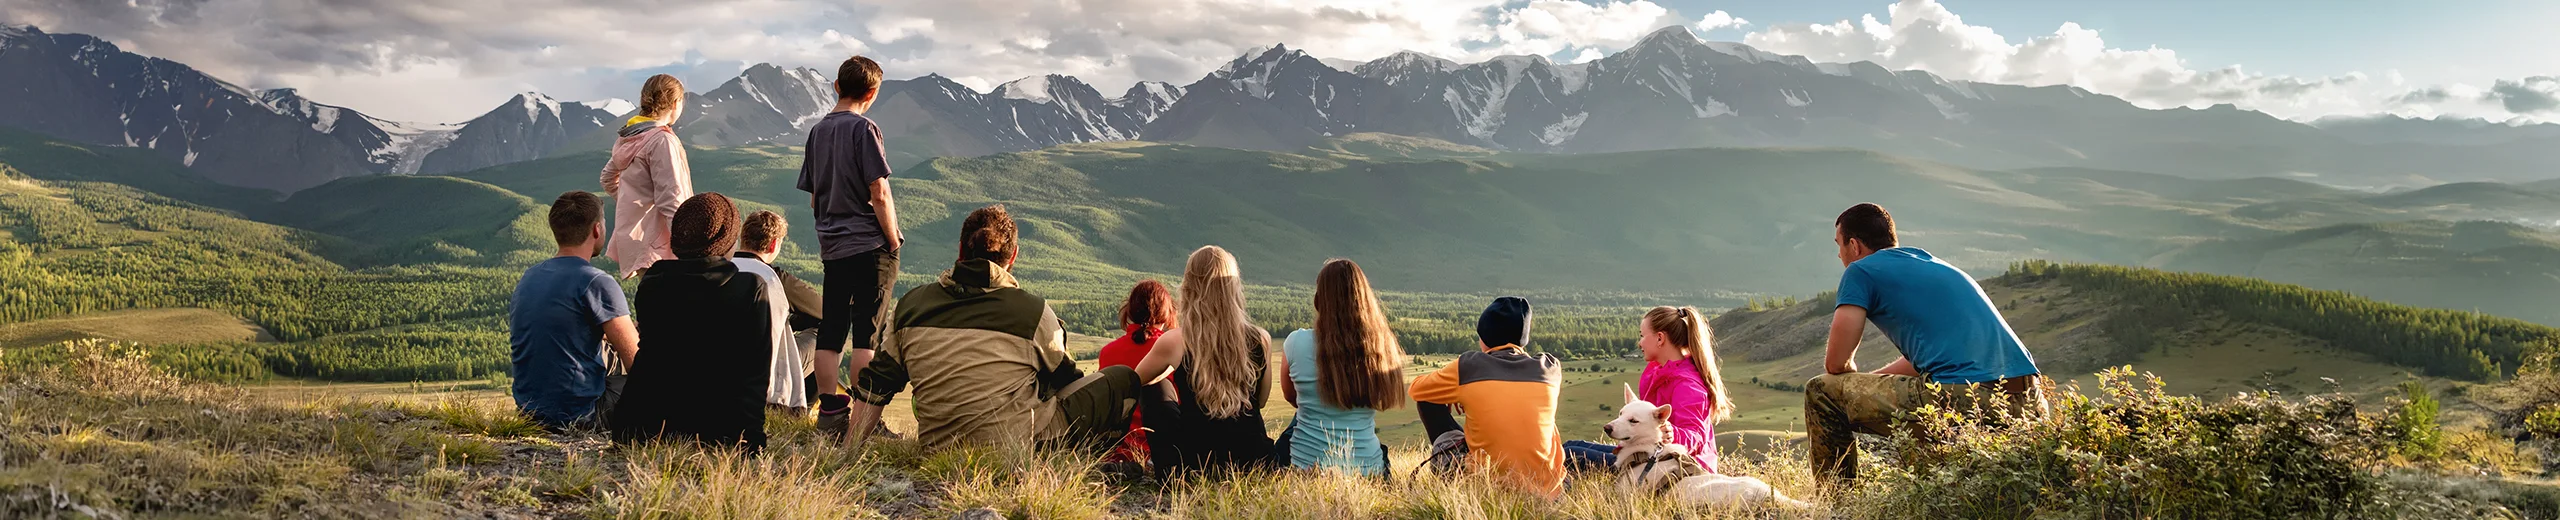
(1604, 384, 1810, 510)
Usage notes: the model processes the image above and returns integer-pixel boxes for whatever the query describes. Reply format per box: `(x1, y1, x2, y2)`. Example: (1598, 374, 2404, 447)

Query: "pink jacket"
(1640, 357, 1720, 472)
(600, 121, 692, 278)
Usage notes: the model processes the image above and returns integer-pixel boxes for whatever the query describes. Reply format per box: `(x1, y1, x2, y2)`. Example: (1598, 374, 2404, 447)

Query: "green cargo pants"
(1804, 372, 2049, 484)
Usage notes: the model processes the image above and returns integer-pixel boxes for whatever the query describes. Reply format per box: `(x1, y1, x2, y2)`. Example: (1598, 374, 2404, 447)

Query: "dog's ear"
(1622, 383, 1638, 405)
(1654, 402, 1674, 422)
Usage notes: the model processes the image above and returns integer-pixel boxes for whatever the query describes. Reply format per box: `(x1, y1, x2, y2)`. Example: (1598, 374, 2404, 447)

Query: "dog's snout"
(1602, 423, 1614, 436)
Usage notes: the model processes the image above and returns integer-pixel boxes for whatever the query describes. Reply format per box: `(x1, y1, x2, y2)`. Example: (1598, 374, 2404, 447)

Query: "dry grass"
(7, 339, 2554, 519)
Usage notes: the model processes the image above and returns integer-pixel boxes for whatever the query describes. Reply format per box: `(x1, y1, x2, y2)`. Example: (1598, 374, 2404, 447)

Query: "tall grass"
(6, 340, 2554, 518)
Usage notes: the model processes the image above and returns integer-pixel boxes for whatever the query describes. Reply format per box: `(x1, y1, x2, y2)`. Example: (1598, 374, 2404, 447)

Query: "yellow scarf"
(625, 115, 656, 127)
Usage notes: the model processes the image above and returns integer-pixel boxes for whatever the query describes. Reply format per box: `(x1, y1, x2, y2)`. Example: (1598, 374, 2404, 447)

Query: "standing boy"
(798, 56, 904, 438)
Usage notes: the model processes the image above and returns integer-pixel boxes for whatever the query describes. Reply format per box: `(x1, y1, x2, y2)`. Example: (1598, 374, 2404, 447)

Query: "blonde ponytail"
(1644, 306, 1732, 421)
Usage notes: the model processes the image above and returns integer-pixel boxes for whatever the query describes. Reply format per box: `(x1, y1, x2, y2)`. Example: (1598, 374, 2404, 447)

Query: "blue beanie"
(1477, 296, 1533, 348)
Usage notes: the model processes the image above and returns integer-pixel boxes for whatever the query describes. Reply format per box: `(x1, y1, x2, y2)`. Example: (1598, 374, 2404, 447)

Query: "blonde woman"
(1134, 246, 1277, 475)
(1274, 259, 1407, 477)
(600, 74, 695, 279)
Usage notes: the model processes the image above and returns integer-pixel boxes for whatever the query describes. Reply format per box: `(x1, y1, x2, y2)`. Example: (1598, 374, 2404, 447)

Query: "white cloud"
(1739, 0, 2387, 120)
(9, 0, 2540, 124)
(1694, 11, 1748, 33)
(4, 0, 1712, 121)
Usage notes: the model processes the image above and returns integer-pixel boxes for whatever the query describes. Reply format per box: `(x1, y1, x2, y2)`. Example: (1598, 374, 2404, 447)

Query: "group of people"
(504, 55, 2050, 494)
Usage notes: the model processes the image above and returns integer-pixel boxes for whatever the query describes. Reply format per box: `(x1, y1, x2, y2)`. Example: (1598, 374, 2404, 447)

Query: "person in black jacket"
(610, 192, 778, 452)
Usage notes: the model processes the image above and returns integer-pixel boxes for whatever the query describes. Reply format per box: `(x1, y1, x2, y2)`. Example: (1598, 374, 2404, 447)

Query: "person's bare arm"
(1134, 329, 1188, 385)
(841, 401, 886, 452)
(1873, 357, 1920, 377)
(869, 177, 901, 250)
(1824, 305, 1870, 375)
(601, 316, 640, 368)
(1278, 347, 1299, 407)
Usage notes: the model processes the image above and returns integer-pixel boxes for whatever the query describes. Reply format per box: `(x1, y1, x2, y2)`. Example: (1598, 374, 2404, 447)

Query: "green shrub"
(1862, 367, 2395, 519)
(2395, 380, 2446, 459)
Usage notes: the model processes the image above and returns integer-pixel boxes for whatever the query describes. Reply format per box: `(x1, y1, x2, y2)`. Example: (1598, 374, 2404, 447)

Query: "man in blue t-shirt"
(508, 191, 642, 429)
(799, 56, 906, 440)
(1804, 202, 2046, 485)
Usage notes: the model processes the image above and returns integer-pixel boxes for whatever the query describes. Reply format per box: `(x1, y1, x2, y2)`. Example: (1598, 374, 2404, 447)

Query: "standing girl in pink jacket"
(600, 74, 695, 279)
(1563, 306, 1734, 472)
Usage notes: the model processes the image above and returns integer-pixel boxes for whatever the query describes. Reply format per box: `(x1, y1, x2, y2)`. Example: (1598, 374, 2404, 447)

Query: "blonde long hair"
(1313, 259, 1407, 410)
(1644, 306, 1732, 421)
(1180, 246, 1263, 418)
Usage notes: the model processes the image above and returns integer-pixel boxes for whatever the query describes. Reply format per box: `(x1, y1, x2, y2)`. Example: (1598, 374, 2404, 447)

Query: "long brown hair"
(1120, 279, 1175, 345)
(1179, 246, 1262, 418)
(1312, 259, 1407, 411)
(1643, 306, 1732, 421)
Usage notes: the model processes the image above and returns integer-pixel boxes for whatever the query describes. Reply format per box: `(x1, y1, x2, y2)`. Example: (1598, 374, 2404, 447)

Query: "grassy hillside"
(262, 175, 552, 267)
(6, 337, 2539, 518)
(1713, 262, 2560, 387)
(0, 126, 278, 211)
(9, 127, 2560, 385)
(0, 147, 520, 382)
(2156, 220, 2560, 324)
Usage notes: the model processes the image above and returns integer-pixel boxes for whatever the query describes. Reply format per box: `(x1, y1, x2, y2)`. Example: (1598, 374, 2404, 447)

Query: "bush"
(2394, 380, 2446, 460)
(1859, 367, 2396, 519)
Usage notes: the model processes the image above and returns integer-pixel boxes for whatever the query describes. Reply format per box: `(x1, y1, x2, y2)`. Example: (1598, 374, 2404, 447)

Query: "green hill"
(2155, 220, 2560, 324)
(262, 175, 551, 267)
(0, 127, 278, 212)
(1711, 262, 2560, 392)
(0, 150, 519, 382)
(10, 132, 2560, 383)
(452, 139, 2560, 327)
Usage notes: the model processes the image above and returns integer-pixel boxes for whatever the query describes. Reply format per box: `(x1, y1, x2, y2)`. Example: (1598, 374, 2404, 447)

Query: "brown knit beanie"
(669, 192, 739, 259)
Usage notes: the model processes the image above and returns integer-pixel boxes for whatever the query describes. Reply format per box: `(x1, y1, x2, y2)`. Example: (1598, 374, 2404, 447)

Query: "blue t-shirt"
(1835, 247, 2037, 384)
(795, 111, 894, 260)
(507, 256, 631, 427)
(1281, 329, 1388, 476)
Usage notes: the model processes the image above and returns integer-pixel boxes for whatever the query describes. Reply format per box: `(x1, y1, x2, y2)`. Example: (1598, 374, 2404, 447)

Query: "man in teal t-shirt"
(1804, 203, 2046, 486)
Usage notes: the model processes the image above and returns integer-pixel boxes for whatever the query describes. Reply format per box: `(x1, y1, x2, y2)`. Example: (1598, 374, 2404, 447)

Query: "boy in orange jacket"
(1410, 296, 1565, 496)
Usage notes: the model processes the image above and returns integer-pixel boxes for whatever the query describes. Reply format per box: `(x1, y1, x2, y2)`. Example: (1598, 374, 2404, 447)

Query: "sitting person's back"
(844, 205, 1144, 455)
(1276, 259, 1406, 477)
(863, 255, 1070, 450)
(1095, 280, 1173, 463)
(1410, 297, 1563, 496)
(609, 193, 776, 451)
(507, 192, 639, 430)
(1134, 246, 1277, 476)
(731, 211, 810, 413)
(1840, 245, 2037, 383)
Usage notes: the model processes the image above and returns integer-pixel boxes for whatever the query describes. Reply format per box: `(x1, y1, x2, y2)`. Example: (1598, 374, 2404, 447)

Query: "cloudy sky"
(7, 0, 2556, 124)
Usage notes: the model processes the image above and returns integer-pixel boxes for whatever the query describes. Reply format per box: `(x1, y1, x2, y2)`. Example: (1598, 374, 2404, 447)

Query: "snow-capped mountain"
(1132, 26, 2550, 182)
(0, 24, 1198, 190)
(10, 23, 2560, 191)
(859, 73, 1187, 158)
(1141, 44, 1403, 150)
(0, 25, 402, 191)
(414, 93, 616, 175)
(677, 63, 836, 146)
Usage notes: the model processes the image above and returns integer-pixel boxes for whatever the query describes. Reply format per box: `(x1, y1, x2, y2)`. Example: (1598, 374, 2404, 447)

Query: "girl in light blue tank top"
(1275, 259, 1408, 477)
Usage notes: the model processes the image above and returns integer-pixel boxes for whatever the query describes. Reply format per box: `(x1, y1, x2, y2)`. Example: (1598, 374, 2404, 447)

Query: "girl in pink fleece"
(1563, 305, 1734, 472)
(600, 74, 695, 278)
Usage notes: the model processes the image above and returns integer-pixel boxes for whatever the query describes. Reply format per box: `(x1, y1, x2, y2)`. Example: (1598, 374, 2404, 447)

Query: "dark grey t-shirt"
(796, 111, 893, 260)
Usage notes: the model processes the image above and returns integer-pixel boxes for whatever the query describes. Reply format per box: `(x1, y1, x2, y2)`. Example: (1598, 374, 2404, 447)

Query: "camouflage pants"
(1804, 373, 2049, 484)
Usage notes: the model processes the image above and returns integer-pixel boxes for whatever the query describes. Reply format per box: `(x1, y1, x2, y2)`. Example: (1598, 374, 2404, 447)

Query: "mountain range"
(13, 24, 2560, 193)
